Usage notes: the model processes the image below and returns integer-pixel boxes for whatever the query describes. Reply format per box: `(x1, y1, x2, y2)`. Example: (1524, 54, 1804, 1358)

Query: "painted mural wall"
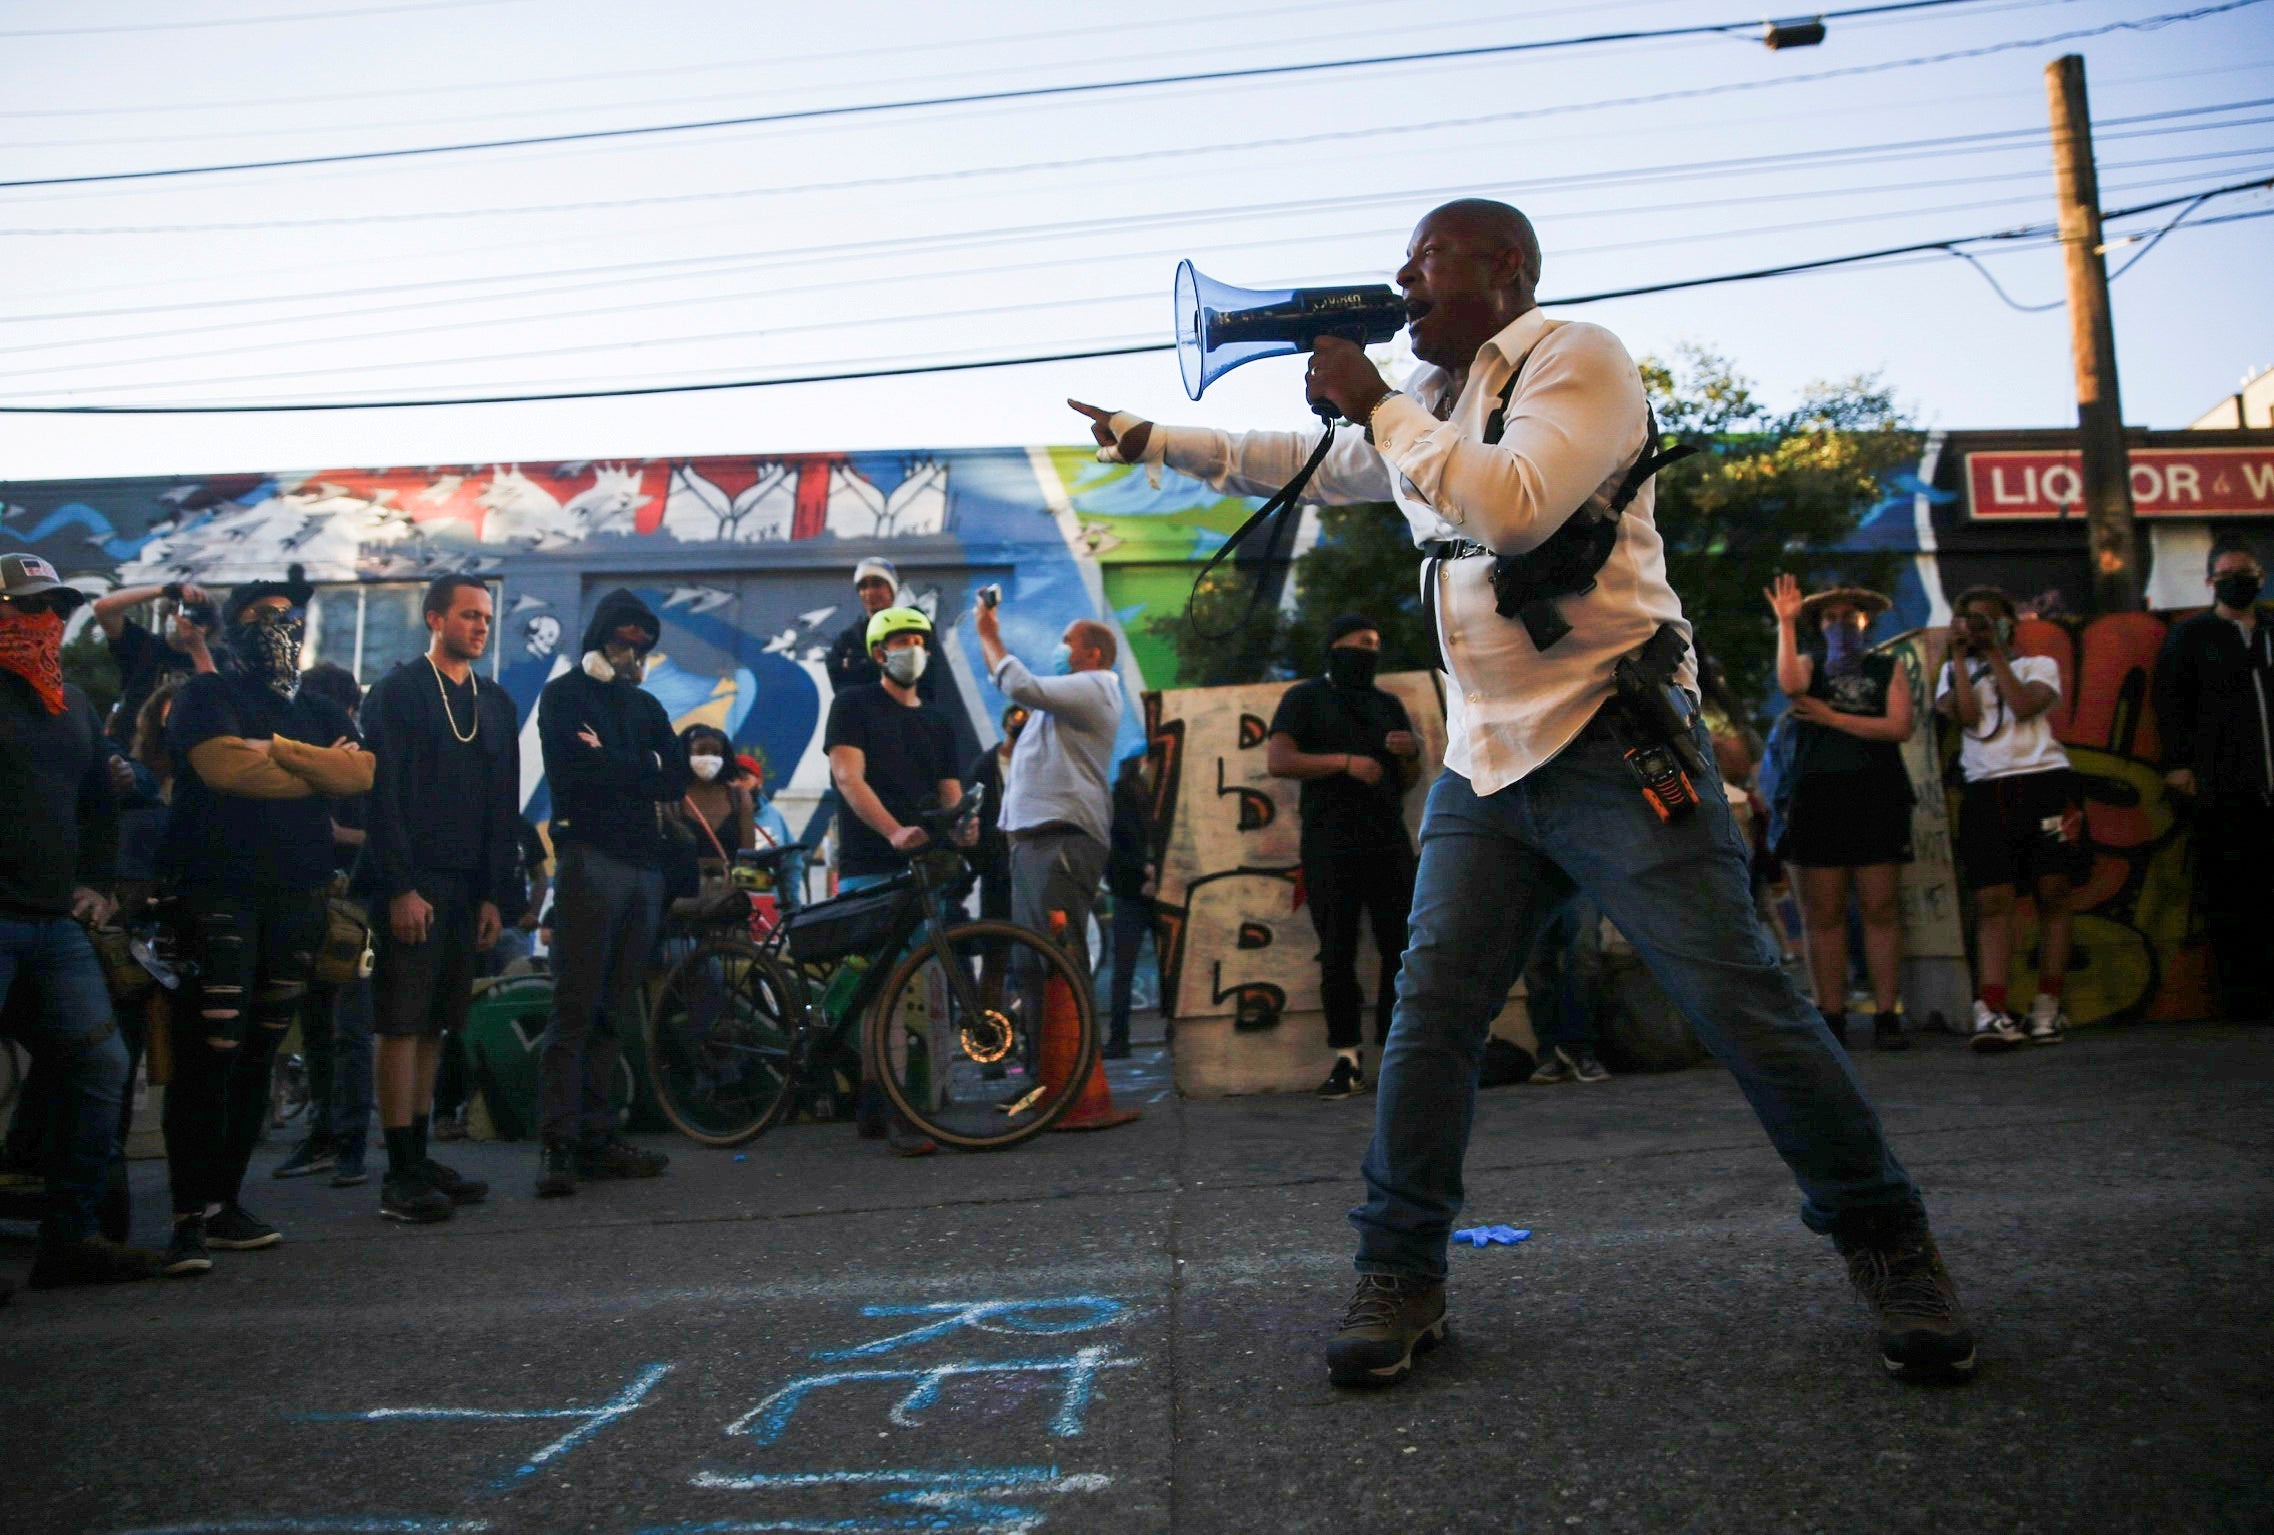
(2, 447, 1304, 865)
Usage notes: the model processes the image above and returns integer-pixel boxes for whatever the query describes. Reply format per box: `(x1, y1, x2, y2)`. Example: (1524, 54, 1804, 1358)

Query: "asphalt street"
(4, 1021, 2270, 1535)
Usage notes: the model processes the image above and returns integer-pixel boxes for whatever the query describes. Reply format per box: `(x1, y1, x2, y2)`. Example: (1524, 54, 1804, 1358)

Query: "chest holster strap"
(1423, 366, 1694, 670)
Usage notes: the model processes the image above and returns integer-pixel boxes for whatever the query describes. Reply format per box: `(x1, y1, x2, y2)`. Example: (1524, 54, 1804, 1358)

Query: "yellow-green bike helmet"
(865, 605, 933, 653)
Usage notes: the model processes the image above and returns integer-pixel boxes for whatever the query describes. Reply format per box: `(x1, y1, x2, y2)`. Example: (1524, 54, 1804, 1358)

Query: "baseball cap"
(0, 553, 85, 610)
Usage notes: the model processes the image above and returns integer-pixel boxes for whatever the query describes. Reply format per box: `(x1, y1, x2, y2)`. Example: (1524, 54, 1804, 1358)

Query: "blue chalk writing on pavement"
(292, 1362, 674, 1491)
(724, 1347, 1135, 1445)
(813, 1296, 1128, 1360)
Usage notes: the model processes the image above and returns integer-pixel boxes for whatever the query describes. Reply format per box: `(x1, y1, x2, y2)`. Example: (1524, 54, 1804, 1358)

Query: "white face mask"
(689, 754, 725, 782)
(882, 646, 928, 686)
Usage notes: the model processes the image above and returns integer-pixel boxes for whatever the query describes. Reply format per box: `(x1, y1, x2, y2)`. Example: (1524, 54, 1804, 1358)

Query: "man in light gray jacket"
(975, 598, 1123, 975)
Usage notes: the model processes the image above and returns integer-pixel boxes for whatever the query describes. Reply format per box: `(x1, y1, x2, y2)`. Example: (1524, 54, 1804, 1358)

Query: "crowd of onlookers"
(2, 534, 2266, 1295)
(0, 551, 1163, 1294)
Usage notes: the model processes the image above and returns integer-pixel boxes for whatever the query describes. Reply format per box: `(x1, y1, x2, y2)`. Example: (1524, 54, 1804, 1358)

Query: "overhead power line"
(6, 95, 2264, 340)
(21, 150, 2259, 372)
(5, 177, 2265, 415)
(0, 0, 2091, 191)
(18, 158, 2258, 391)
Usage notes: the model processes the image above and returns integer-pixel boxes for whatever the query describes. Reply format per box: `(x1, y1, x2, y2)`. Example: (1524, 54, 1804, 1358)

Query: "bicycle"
(642, 788, 1099, 1150)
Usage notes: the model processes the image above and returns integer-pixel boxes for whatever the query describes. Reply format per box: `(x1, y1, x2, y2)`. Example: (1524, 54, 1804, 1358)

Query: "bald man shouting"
(1073, 199, 1974, 1389)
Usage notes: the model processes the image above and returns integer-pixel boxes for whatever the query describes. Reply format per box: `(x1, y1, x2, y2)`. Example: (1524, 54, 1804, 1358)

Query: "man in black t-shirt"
(823, 606, 962, 1156)
(90, 579, 219, 746)
(160, 569, 373, 1274)
(1266, 615, 1421, 1100)
(359, 574, 521, 1223)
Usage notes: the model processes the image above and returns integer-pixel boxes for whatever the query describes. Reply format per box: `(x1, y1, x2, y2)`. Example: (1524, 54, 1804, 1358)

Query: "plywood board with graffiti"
(1139, 671, 1528, 1095)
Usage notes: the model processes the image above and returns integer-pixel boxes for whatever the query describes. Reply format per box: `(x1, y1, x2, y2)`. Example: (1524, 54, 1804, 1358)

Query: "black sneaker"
(419, 1158, 488, 1205)
(1315, 1057, 1365, 1100)
(272, 1134, 337, 1180)
(27, 1234, 167, 1289)
(576, 1136, 669, 1180)
(1836, 1215, 1977, 1381)
(1326, 1273, 1448, 1388)
(535, 1141, 577, 1199)
(205, 1203, 282, 1250)
(163, 1215, 213, 1276)
(1873, 1010, 1910, 1052)
(380, 1173, 455, 1224)
(1527, 1048, 1575, 1085)
(330, 1143, 370, 1187)
(1565, 1045, 1611, 1083)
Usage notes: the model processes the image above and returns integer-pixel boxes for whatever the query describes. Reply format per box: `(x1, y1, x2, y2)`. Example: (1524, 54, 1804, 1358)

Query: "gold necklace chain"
(428, 654, 478, 744)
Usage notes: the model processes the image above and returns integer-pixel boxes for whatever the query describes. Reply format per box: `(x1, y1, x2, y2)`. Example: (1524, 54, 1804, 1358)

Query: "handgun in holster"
(1608, 623, 1711, 824)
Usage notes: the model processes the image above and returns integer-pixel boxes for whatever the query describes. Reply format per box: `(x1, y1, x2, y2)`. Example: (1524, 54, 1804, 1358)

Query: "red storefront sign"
(1967, 448, 2274, 519)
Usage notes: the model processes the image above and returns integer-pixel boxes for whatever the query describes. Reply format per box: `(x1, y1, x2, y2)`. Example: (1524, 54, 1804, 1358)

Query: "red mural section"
(2005, 612, 2214, 1025)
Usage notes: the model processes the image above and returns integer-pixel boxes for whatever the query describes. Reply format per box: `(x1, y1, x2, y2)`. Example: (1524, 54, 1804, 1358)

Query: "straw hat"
(1799, 585, 1892, 625)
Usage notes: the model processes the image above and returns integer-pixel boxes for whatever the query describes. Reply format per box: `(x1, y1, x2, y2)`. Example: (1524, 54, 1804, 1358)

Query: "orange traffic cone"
(1042, 912, 1140, 1133)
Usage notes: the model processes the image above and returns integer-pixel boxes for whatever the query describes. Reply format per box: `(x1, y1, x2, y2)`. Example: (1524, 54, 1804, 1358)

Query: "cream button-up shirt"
(1151, 307, 1694, 796)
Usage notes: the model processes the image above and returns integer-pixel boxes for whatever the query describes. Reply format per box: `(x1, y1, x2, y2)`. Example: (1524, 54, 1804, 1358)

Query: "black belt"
(1419, 540, 1491, 671)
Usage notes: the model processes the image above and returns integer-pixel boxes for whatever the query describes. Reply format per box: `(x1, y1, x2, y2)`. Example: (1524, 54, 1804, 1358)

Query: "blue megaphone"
(1173, 259, 1408, 402)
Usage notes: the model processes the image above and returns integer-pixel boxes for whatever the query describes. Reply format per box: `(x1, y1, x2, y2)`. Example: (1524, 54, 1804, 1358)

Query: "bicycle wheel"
(645, 938, 804, 1147)
(867, 920, 1098, 1150)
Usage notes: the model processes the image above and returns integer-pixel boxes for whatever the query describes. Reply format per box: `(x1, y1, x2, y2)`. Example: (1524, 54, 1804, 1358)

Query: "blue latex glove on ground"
(1452, 1225, 1532, 1247)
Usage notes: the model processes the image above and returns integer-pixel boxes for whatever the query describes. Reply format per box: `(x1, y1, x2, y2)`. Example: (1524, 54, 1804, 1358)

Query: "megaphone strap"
(1183, 422, 1339, 641)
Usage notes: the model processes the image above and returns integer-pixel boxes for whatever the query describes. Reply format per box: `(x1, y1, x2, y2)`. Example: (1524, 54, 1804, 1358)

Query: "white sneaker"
(1969, 1001, 2025, 1054)
(2026, 1004, 2066, 1045)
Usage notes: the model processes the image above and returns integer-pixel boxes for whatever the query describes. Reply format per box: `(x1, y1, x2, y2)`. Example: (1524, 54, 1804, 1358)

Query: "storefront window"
(300, 582, 502, 685)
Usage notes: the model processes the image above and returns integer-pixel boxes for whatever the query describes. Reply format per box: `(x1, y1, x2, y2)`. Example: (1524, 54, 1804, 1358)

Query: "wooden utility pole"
(2045, 53, 2141, 613)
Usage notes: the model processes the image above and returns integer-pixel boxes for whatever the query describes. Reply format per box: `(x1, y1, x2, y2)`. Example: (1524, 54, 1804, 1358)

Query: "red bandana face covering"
(0, 606, 67, 714)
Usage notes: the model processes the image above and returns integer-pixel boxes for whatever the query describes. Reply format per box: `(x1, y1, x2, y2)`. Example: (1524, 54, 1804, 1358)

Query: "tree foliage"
(1148, 344, 1917, 712)
(1642, 344, 1918, 712)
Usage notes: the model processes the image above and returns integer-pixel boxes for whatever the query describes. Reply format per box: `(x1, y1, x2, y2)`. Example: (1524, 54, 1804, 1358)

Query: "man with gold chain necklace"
(358, 574, 521, 1223)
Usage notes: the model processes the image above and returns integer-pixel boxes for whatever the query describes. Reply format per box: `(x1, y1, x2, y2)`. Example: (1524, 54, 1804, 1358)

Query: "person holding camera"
(91, 578, 219, 748)
(1935, 587, 2079, 1052)
(1765, 575, 1916, 1051)
(2152, 537, 2274, 1024)
(0, 555, 168, 1289)
(1073, 198, 1967, 1388)
(973, 596, 1123, 984)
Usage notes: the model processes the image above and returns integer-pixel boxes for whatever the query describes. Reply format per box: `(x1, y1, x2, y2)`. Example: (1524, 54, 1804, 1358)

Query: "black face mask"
(2214, 571, 2263, 610)
(227, 616, 303, 698)
(1325, 646, 1379, 690)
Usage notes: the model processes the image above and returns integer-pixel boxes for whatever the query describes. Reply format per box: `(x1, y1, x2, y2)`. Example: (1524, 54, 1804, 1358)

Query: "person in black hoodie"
(159, 567, 373, 1274)
(0, 554, 167, 1289)
(533, 589, 686, 1197)
(2153, 537, 2274, 1022)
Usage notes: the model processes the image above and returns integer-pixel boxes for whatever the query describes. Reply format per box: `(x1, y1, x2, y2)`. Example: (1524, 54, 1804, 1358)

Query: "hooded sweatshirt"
(536, 589, 689, 866)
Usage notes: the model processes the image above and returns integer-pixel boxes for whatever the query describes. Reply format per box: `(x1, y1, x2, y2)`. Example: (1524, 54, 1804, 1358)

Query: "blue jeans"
(0, 916, 129, 1243)
(1353, 721, 1923, 1282)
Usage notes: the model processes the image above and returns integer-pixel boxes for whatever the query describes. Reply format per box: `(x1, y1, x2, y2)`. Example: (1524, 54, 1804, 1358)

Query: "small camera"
(977, 584, 1001, 610)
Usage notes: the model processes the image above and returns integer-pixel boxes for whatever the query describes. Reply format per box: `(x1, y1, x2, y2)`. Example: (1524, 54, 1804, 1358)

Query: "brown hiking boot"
(1836, 1215, 1977, 1381)
(1326, 1273, 1447, 1388)
(28, 1234, 166, 1289)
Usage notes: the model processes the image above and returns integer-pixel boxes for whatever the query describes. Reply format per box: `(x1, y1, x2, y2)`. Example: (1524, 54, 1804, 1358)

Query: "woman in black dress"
(1765, 574, 1916, 1050)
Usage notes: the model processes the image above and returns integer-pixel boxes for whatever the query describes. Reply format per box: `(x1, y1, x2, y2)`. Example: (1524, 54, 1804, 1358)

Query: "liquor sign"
(1967, 448, 2274, 520)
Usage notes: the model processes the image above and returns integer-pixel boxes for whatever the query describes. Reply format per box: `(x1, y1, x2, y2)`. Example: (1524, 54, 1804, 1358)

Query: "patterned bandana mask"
(0, 606, 67, 715)
(229, 616, 303, 697)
